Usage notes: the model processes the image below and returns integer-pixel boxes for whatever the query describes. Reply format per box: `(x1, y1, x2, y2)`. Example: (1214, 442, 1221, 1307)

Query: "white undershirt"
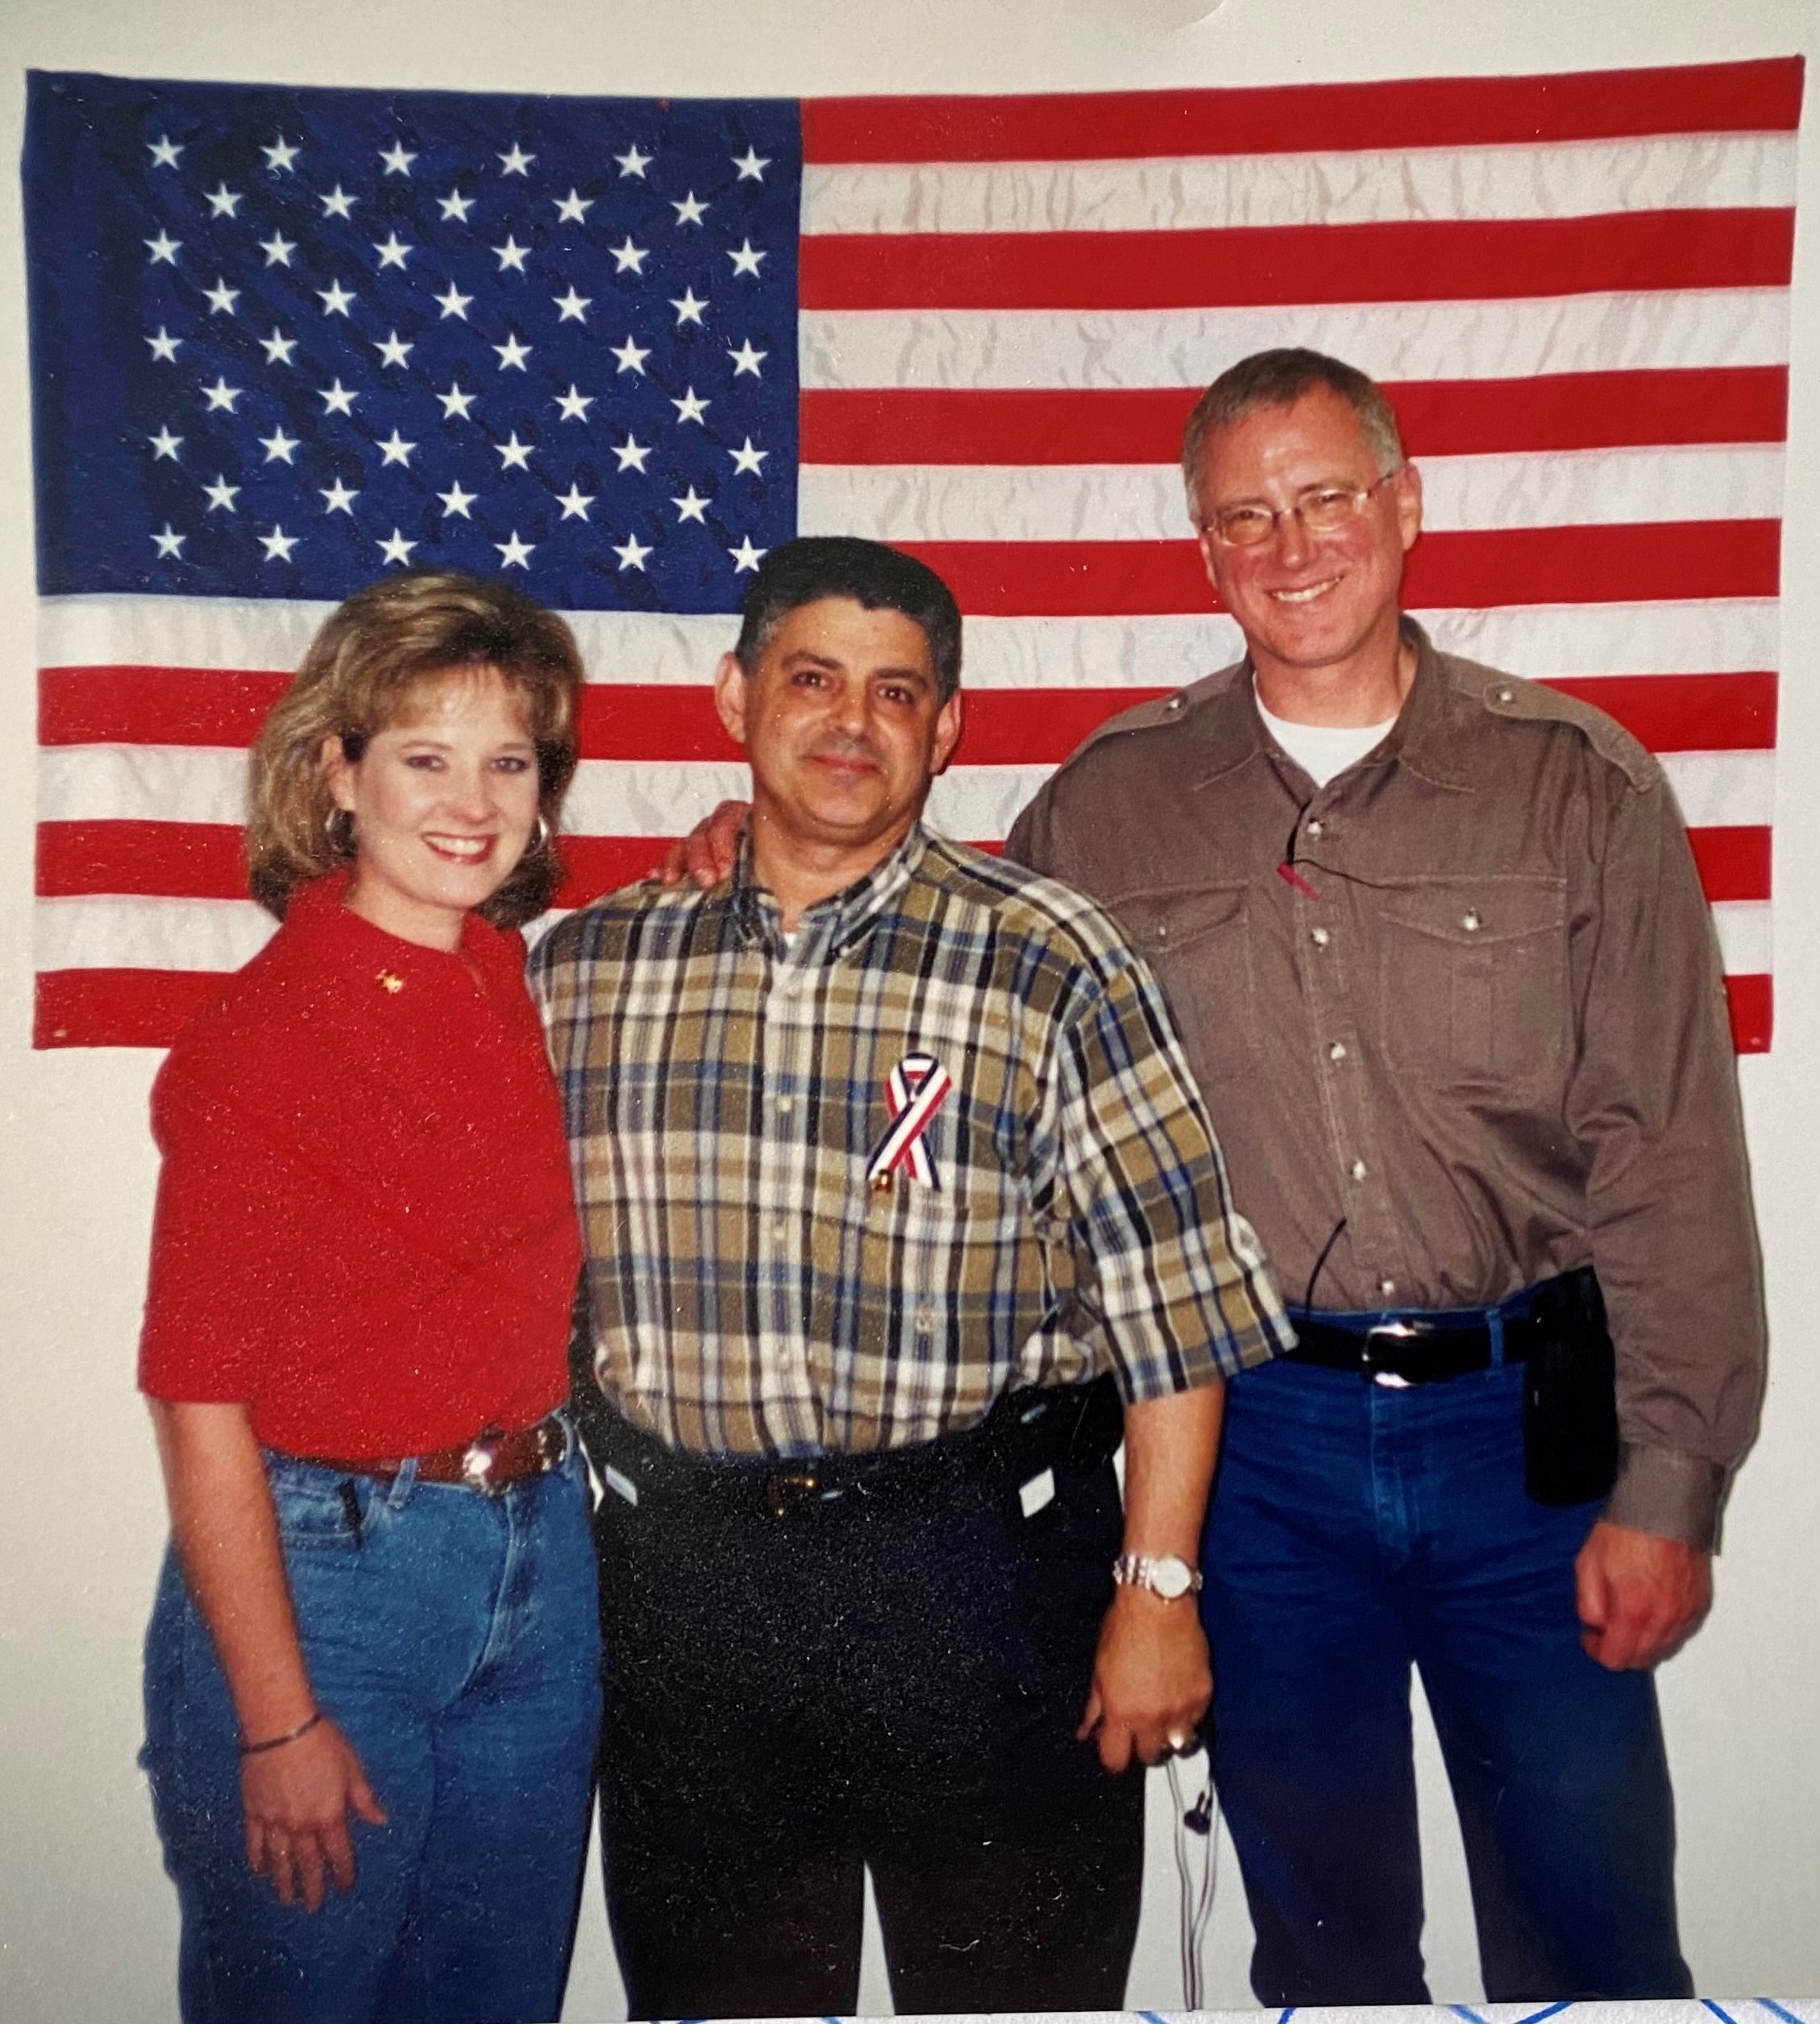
(1255, 684, 1398, 790)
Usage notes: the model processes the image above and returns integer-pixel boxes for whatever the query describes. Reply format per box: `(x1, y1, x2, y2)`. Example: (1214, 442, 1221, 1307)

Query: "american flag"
(26, 59, 1801, 1049)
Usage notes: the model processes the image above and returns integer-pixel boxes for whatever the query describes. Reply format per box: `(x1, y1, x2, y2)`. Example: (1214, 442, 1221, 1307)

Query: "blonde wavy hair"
(247, 571, 584, 927)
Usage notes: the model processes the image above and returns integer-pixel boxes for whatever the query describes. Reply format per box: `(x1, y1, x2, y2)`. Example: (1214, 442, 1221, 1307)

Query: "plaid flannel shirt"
(531, 825, 1291, 1457)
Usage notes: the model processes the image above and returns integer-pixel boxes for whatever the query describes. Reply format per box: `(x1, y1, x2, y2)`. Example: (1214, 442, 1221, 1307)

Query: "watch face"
(1150, 1556, 1193, 1599)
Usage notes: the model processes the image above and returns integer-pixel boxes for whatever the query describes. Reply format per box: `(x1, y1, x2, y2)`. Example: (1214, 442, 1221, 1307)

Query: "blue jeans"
(142, 1441, 602, 2024)
(1202, 1355, 1691, 2005)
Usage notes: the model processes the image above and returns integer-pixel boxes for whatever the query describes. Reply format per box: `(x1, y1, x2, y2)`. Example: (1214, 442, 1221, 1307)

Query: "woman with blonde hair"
(138, 571, 600, 2024)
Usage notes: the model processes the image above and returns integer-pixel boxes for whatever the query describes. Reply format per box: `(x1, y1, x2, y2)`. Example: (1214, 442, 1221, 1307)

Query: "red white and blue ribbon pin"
(866, 1052, 952, 1193)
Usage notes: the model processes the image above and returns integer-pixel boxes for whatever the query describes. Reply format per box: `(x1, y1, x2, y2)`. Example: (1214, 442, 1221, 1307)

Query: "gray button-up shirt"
(1007, 623, 1764, 1549)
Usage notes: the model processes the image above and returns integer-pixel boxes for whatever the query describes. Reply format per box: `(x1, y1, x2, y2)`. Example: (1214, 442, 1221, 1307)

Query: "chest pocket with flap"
(1103, 884, 1254, 1087)
(1377, 876, 1567, 1087)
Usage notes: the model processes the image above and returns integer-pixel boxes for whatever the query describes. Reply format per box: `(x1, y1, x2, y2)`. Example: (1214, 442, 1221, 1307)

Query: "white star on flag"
(319, 185, 358, 218)
(148, 135, 182, 168)
(377, 529, 418, 565)
(152, 523, 185, 557)
(320, 480, 359, 514)
(260, 428, 299, 463)
(259, 525, 299, 561)
(556, 484, 594, 521)
(613, 532, 652, 570)
(261, 135, 300, 172)
(260, 233, 296, 267)
(496, 530, 534, 567)
(202, 377, 241, 412)
(202, 477, 239, 512)
(377, 430, 415, 467)
(380, 143, 417, 176)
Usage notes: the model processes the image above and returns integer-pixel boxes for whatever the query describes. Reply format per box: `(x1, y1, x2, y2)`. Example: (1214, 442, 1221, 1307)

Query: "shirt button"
(1350, 1158, 1369, 1182)
(776, 1095, 796, 1115)
(916, 1307, 936, 1332)
(1328, 1041, 1347, 1062)
(1494, 687, 1515, 704)
(1306, 819, 1324, 839)
(1462, 910, 1481, 932)
(772, 1217, 789, 1242)
(1311, 928, 1330, 949)
(1378, 1277, 1398, 1299)
(1166, 694, 1184, 713)
(1155, 921, 1169, 942)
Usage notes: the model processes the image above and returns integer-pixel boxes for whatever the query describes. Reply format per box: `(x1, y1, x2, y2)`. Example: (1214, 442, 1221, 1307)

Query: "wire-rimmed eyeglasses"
(1201, 466, 1405, 548)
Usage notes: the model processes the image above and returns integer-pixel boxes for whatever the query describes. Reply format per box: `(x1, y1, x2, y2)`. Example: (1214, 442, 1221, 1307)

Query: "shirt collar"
(283, 868, 516, 983)
(1190, 616, 1465, 795)
(727, 821, 927, 962)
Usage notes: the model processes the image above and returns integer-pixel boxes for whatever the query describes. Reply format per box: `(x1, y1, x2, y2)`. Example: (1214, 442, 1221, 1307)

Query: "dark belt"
(1285, 1266, 1601, 1386)
(304, 1414, 569, 1496)
(580, 1373, 1124, 1520)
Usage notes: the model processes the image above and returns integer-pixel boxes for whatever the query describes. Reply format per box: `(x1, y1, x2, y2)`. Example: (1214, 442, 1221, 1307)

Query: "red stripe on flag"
(575, 687, 742, 762)
(1725, 973, 1773, 1054)
(800, 369, 1790, 467)
(898, 522, 1779, 617)
(1539, 673, 1776, 753)
(1687, 826, 1772, 905)
(801, 60, 1805, 162)
(37, 821, 245, 898)
(37, 819, 1771, 908)
(799, 211, 1795, 312)
(39, 667, 288, 747)
(34, 968, 227, 1049)
(35, 966, 1777, 1057)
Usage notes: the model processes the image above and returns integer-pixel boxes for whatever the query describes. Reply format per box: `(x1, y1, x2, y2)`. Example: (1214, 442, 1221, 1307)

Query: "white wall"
(2, 2, 1816, 2018)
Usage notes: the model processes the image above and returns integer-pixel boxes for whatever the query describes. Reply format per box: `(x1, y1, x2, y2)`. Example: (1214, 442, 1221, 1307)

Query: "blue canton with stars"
(25, 71, 800, 610)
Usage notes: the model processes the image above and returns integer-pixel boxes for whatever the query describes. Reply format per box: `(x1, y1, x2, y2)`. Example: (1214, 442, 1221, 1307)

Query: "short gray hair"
(1180, 348, 1406, 524)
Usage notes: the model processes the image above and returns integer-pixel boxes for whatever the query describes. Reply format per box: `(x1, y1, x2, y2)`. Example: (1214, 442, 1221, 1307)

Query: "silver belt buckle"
(1363, 1319, 1423, 1389)
(461, 1433, 503, 1495)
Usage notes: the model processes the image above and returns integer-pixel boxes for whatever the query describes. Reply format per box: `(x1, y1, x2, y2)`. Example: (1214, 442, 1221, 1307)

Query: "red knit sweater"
(139, 874, 582, 1458)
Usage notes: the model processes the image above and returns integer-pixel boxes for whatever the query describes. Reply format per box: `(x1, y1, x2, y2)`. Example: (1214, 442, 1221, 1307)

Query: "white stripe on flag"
(39, 597, 1783, 695)
(803, 135, 1800, 238)
(799, 447, 1787, 544)
(29, 891, 1776, 983)
(37, 744, 1776, 836)
(800, 290, 1791, 392)
(38, 594, 736, 688)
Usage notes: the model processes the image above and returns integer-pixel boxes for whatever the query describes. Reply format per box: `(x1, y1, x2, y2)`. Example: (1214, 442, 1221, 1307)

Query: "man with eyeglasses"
(1004, 347, 1764, 2004)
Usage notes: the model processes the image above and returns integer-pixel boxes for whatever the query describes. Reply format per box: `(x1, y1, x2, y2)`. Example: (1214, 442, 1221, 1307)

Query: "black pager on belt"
(1522, 1266, 1620, 1507)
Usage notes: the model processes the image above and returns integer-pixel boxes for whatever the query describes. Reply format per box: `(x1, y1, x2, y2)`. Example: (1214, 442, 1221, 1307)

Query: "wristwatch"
(1111, 1552, 1203, 1600)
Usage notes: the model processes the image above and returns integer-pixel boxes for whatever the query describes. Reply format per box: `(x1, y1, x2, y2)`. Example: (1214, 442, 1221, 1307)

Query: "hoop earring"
(534, 813, 551, 851)
(324, 807, 355, 854)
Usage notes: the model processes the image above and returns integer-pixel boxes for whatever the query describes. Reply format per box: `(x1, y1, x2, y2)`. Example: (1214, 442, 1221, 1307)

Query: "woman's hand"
(151, 1399, 390, 1910)
(243, 1716, 389, 1912)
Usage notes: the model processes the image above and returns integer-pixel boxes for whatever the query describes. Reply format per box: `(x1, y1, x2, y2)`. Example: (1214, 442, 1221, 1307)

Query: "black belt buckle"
(762, 1465, 825, 1519)
(1361, 1318, 1433, 1386)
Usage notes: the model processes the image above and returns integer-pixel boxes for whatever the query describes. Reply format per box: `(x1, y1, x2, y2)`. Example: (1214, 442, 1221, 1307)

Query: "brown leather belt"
(306, 1415, 568, 1497)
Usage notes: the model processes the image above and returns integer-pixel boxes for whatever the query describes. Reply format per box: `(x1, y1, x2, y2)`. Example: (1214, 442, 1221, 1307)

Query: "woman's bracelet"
(238, 1710, 324, 1757)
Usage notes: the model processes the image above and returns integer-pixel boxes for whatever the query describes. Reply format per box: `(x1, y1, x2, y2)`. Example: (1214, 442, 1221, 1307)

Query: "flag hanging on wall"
(25, 59, 1802, 1048)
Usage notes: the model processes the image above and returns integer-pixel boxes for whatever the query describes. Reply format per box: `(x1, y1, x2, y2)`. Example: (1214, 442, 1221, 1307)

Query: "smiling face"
(1191, 383, 1423, 707)
(714, 595, 963, 918)
(321, 665, 542, 951)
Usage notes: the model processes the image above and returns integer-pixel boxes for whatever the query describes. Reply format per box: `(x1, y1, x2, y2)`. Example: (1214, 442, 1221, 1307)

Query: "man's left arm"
(1567, 760, 1766, 1669)
(1077, 1383, 1223, 1771)
(1049, 954, 1292, 1768)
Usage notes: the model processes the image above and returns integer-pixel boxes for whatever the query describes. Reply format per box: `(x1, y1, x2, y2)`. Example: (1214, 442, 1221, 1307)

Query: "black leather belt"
(1286, 1266, 1601, 1385)
(578, 1373, 1124, 1519)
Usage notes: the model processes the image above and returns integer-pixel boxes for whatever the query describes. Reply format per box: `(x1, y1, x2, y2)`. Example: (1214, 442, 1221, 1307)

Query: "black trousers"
(586, 1407, 1145, 2019)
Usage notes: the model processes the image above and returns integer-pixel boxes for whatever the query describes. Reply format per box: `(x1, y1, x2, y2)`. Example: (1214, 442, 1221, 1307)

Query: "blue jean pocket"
(265, 1457, 366, 1553)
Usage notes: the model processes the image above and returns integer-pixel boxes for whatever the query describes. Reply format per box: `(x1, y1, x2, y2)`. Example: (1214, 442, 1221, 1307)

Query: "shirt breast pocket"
(1107, 884, 1255, 1087)
(1377, 876, 1567, 1088)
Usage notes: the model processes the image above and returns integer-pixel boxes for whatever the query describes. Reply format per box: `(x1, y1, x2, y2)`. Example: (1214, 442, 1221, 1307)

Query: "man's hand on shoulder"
(1575, 1518, 1711, 1670)
(652, 798, 749, 888)
(1077, 1583, 1212, 1773)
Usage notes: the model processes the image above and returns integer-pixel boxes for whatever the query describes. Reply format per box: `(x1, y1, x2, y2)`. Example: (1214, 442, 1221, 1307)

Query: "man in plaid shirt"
(532, 537, 1290, 2018)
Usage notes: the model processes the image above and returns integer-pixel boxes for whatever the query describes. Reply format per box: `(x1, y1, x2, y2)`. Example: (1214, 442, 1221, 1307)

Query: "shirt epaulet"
(1456, 660, 1660, 795)
(1062, 660, 1247, 758)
